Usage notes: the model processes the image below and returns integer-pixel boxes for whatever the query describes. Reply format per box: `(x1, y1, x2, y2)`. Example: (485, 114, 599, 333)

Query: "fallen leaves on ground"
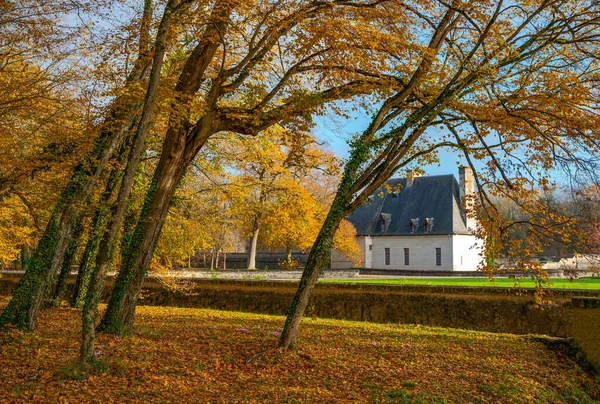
(0, 297, 598, 403)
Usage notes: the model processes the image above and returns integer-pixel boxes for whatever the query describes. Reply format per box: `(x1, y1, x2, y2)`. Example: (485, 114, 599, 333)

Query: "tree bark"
(97, 139, 193, 335)
(97, 0, 236, 335)
(52, 217, 84, 302)
(72, 140, 130, 307)
(247, 217, 260, 270)
(0, 0, 155, 331)
(278, 197, 345, 350)
(80, 0, 180, 361)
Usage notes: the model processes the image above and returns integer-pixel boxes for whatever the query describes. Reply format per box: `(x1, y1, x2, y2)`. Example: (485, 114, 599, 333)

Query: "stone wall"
(0, 273, 598, 368)
(165, 268, 360, 279)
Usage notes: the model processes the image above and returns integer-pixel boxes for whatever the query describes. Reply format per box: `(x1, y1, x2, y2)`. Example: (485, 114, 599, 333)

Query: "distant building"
(331, 167, 483, 271)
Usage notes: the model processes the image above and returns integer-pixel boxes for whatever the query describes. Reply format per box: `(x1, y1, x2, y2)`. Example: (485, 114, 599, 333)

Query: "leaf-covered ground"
(0, 298, 598, 403)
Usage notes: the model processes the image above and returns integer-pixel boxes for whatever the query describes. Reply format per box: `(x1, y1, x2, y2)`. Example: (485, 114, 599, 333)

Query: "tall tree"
(98, 0, 406, 334)
(279, 0, 600, 350)
(0, 0, 156, 330)
(80, 0, 191, 363)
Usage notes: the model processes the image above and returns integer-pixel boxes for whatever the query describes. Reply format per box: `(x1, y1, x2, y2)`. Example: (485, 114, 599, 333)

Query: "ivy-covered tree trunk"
(0, 0, 155, 331)
(72, 212, 104, 307)
(52, 218, 84, 302)
(278, 197, 346, 350)
(0, 113, 135, 330)
(72, 144, 130, 307)
(97, 138, 193, 335)
(96, 0, 235, 335)
(278, 133, 372, 350)
(81, 0, 177, 356)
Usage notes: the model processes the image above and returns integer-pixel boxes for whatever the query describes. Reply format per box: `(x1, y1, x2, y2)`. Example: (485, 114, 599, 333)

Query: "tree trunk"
(80, 0, 178, 360)
(0, 112, 134, 330)
(96, 0, 235, 336)
(19, 245, 30, 271)
(97, 134, 194, 334)
(72, 222, 99, 308)
(72, 144, 129, 307)
(279, 197, 346, 350)
(52, 218, 84, 302)
(247, 217, 260, 270)
(285, 245, 292, 264)
(72, 205, 111, 307)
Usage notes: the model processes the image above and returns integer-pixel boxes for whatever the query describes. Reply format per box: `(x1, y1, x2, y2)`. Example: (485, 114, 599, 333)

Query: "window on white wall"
(436, 248, 441, 266)
(385, 248, 390, 265)
(404, 248, 409, 265)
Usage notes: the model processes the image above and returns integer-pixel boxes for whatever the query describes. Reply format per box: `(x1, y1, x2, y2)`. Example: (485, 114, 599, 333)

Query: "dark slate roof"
(348, 175, 471, 236)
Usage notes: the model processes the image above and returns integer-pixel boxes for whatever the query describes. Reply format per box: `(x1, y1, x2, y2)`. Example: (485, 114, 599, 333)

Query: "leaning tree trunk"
(97, 136, 193, 335)
(0, 114, 135, 330)
(97, 0, 235, 335)
(52, 217, 85, 302)
(278, 197, 346, 350)
(72, 140, 131, 307)
(0, 0, 154, 332)
(72, 211, 103, 307)
(80, 0, 175, 360)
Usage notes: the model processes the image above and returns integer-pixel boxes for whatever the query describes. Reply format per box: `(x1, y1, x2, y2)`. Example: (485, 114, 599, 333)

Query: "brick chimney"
(406, 170, 420, 187)
(459, 166, 474, 200)
(458, 166, 476, 230)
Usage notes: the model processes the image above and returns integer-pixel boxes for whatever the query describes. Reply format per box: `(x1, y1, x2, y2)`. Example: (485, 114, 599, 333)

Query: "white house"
(331, 167, 484, 271)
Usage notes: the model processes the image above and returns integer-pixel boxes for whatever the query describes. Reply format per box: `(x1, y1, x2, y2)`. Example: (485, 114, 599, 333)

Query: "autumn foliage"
(0, 298, 598, 403)
(2, 0, 600, 370)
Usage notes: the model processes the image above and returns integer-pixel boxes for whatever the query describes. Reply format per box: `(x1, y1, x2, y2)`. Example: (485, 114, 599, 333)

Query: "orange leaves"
(0, 299, 598, 402)
(333, 219, 362, 266)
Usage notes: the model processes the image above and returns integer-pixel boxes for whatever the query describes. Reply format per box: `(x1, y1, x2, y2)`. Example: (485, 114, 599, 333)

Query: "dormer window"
(379, 213, 392, 232)
(409, 218, 419, 233)
(424, 217, 434, 233)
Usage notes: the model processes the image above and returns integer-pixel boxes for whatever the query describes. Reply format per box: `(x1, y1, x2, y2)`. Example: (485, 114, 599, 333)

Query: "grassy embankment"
(0, 297, 598, 403)
(322, 277, 600, 290)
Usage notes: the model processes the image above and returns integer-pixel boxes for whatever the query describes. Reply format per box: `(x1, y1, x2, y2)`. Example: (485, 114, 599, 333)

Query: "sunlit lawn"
(322, 276, 600, 290)
(0, 297, 598, 403)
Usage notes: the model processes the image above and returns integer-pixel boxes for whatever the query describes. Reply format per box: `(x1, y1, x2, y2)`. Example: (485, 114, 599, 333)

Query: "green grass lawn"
(322, 276, 600, 290)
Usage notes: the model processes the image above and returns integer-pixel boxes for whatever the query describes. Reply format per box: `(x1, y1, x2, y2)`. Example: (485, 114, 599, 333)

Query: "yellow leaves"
(333, 220, 362, 266)
(1, 298, 598, 403)
(0, 195, 37, 266)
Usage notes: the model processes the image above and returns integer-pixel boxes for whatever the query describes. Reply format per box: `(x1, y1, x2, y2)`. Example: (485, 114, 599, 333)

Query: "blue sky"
(313, 113, 468, 179)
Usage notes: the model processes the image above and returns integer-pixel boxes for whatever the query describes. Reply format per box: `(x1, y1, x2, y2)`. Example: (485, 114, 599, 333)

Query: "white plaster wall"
(451, 234, 483, 271)
(371, 235, 454, 270)
(362, 236, 372, 269)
